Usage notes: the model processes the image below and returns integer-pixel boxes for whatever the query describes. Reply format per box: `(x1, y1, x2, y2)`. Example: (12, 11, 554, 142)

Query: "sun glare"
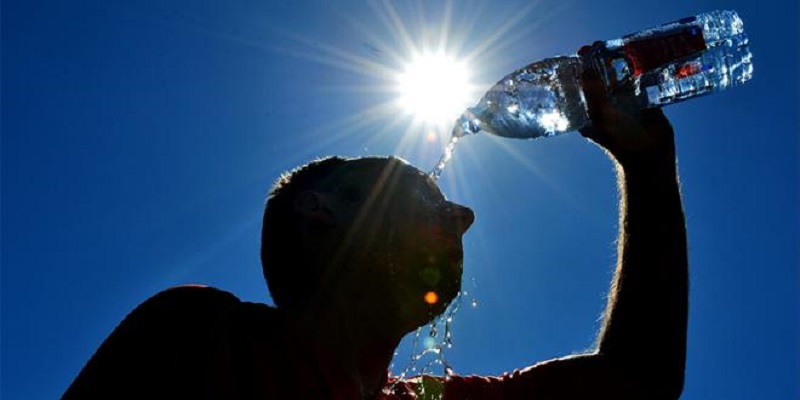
(268, 0, 542, 175)
(397, 52, 472, 126)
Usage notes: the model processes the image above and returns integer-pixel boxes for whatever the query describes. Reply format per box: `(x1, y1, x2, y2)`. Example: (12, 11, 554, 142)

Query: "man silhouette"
(64, 71, 687, 399)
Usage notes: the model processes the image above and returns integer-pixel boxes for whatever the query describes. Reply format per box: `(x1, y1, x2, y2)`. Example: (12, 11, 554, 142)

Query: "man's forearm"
(596, 157, 689, 397)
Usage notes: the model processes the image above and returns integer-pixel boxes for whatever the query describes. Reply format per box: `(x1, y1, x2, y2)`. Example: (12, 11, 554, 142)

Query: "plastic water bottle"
(454, 10, 753, 139)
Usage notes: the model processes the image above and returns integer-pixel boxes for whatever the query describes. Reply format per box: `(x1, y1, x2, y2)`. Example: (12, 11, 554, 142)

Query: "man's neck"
(294, 299, 406, 399)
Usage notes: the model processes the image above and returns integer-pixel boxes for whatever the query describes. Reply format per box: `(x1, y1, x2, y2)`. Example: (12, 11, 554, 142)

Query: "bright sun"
(396, 52, 472, 126)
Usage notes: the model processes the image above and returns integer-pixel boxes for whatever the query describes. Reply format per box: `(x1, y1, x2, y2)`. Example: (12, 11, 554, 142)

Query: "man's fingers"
(580, 68, 606, 114)
(579, 122, 614, 149)
(579, 125, 599, 140)
(640, 107, 670, 126)
(580, 67, 611, 139)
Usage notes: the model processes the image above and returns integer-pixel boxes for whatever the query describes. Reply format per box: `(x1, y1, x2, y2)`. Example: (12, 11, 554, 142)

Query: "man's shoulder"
(133, 285, 238, 316)
(132, 285, 280, 328)
(147, 284, 241, 305)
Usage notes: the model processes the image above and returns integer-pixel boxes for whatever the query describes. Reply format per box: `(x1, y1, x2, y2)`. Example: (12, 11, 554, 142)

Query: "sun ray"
(370, 0, 420, 59)
(445, 1, 490, 58)
(437, 0, 454, 52)
(391, 113, 433, 160)
(341, 15, 415, 67)
(494, 2, 571, 58)
(462, 1, 543, 65)
(483, 136, 584, 210)
(299, 100, 408, 156)
(266, 27, 399, 79)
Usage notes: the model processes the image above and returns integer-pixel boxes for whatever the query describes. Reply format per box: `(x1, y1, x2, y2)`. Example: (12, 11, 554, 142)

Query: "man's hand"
(577, 48, 676, 168)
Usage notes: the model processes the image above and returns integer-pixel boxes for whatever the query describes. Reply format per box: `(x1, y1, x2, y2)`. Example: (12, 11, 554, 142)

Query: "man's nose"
(445, 202, 475, 234)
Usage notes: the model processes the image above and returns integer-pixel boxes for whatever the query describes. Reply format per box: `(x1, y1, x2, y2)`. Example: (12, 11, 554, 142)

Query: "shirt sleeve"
(62, 285, 241, 399)
(443, 367, 544, 400)
(443, 354, 644, 400)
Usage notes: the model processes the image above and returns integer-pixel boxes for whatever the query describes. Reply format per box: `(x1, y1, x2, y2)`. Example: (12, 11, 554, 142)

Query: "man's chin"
(423, 279, 462, 317)
(394, 286, 458, 330)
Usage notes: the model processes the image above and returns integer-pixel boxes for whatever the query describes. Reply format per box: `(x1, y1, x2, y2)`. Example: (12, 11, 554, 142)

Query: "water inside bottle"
(428, 58, 581, 180)
(455, 56, 585, 141)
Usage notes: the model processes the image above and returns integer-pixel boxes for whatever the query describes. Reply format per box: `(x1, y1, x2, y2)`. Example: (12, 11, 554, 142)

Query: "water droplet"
(391, 285, 475, 381)
(470, 299, 479, 308)
(429, 133, 460, 181)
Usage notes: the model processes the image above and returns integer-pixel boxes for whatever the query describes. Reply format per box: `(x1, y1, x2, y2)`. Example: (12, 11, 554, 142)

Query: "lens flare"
(424, 291, 439, 304)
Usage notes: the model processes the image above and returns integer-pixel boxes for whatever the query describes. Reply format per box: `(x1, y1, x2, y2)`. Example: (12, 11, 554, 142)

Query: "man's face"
(323, 158, 474, 327)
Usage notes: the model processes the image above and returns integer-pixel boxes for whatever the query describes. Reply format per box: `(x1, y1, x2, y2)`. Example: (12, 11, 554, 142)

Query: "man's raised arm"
(442, 70, 689, 400)
(581, 67, 689, 399)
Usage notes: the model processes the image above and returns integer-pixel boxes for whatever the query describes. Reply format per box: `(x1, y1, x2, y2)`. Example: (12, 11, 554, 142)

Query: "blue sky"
(2, 0, 797, 399)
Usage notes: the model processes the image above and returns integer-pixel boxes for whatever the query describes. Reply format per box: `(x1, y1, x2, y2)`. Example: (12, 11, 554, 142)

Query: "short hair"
(261, 156, 348, 310)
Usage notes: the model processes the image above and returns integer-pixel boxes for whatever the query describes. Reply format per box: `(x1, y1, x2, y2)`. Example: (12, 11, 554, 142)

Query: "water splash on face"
(392, 291, 464, 385)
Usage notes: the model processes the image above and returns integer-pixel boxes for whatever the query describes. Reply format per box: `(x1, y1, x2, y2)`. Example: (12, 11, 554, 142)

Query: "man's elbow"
(658, 372, 685, 400)
(627, 366, 685, 400)
(601, 354, 685, 400)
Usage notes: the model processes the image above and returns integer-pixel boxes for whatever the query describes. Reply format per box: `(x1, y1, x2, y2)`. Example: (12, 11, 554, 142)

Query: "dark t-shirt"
(64, 286, 574, 399)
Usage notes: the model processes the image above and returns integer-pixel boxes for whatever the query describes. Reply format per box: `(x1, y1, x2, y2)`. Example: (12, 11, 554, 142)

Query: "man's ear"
(294, 191, 336, 228)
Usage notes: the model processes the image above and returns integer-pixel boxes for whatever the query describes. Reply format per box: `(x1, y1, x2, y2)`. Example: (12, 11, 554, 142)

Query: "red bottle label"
(624, 27, 707, 76)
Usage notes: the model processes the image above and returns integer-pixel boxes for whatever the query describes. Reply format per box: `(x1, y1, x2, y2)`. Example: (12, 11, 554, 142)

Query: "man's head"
(261, 156, 474, 329)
